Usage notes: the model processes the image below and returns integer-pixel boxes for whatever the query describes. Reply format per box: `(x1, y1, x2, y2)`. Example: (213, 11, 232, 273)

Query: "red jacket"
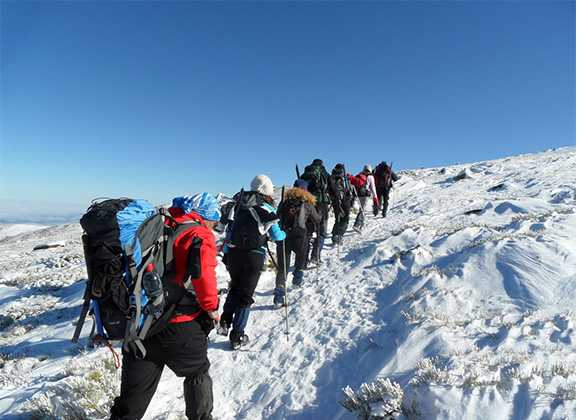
(348, 173, 367, 189)
(166, 208, 219, 323)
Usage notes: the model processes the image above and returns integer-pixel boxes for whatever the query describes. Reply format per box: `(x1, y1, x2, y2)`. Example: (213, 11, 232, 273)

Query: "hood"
(284, 187, 316, 205)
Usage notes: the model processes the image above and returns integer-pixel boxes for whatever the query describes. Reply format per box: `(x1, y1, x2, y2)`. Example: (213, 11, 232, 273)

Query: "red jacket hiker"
(111, 193, 220, 420)
(167, 207, 219, 323)
(348, 172, 379, 207)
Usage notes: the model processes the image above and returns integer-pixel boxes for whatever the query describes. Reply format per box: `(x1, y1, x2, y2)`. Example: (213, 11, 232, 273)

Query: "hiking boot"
(217, 319, 230, 336)
(229, 331, 249, 350)
(273, 287, 285, 308)
(292, 270, 304, 287)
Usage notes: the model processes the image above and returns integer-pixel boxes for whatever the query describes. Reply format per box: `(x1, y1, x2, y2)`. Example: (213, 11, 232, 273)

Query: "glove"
(207, 310, 220, 322)
(196, 311, 217, 336)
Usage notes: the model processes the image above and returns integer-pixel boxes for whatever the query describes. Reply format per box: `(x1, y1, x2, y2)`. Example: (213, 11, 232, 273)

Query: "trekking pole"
(282, 237, 289, 341)
(335, 206, 342, 259)
(280, 186, 289, 341)
(316, 242, 320, 282)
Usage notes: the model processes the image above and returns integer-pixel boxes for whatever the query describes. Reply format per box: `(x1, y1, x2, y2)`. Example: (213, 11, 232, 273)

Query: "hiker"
(218, 175, 286, 349)
(328, 163, 354, 245)
(273, 179, 321, 307)
(299, 158, 330, 265)
(110, 193, 221, 420)
(373, 161, 400, 218)
(348, 164, 378, 232)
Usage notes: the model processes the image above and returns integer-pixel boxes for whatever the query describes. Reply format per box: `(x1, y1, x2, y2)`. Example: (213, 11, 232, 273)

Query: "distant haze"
(0, 199, 83, 224)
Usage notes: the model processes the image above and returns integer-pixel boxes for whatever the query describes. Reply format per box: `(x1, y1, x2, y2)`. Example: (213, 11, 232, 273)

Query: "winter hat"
(363, 164, 372, 173)
(293, 179, 309, 190)
(251, 174, 275, 197)
(172, 193, 221, 221)
(312, 158, 324, 165)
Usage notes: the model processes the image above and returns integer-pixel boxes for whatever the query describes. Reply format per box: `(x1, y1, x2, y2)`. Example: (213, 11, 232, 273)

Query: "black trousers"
(110, 321, 213, 420)
(332, 201, 351, 237)
(376, 187, 391, 217)
(310, 203, 328, 262)
(221, 249, 265, 330)
(275, 233, 307, 287)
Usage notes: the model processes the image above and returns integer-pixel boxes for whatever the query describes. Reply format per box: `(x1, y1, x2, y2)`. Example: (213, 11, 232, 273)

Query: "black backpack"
(331, 166, 354, 202)
(78, 199, 134, 340)
(341, 176, 354, 201)
(279, 197, 305, 235)
(301, 164, 328, 204)
(228, 191, 279, 251)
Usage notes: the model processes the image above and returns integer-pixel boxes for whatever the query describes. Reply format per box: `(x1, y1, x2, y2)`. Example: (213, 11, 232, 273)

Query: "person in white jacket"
(348, 164, 378, 231)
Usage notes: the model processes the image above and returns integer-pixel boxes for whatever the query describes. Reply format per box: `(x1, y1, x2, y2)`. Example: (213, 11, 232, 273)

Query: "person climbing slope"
(299, 158, 330, 265)
(274, 179, 321, 308)
(328, 163, 354, 246)
(348, 164, 378, 232)
(373, 161, 400, 218)
(110, 193, 221, 420)
(218, 175, 286, 349)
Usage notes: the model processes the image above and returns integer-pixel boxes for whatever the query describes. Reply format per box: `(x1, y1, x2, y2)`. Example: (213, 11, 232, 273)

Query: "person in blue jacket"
(218, 175, 286, 349)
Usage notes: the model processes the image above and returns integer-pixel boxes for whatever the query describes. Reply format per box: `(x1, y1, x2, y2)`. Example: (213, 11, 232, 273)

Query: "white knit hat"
(251, 174, 275, 197)
(363, 164, 373, 173)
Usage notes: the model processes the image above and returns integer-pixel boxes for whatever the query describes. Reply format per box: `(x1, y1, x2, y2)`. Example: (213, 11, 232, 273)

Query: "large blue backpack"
(73, 198, 201, 358)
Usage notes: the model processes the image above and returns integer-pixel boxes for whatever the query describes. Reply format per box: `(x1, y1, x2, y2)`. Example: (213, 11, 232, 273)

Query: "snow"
(0, 147, 575, 419)
(0, 224, 48, 242)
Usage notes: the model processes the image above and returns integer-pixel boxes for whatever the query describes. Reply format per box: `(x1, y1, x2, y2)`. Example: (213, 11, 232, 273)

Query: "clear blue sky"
(0, 1, 575, 222)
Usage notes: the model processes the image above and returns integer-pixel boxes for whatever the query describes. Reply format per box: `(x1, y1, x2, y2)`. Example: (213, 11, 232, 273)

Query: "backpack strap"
(297, 201, 306, 230)
(123, 245, 159, 358)
(182, 236, 203, 292)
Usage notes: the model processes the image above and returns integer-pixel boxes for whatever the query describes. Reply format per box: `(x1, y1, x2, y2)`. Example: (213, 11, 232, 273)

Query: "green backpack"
(301, 164, 329, 205)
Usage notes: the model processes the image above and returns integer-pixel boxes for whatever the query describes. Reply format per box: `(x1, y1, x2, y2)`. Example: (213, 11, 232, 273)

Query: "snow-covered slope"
(0, 224, 49, 242)
(0, 148, 575, 419)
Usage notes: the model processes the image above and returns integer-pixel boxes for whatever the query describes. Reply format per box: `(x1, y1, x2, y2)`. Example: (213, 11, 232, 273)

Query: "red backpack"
(349, 173, 370, 196)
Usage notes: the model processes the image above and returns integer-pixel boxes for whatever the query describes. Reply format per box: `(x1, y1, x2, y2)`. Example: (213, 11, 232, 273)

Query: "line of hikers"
(78, 160, 397, 419)
(216, 160, 399, 345)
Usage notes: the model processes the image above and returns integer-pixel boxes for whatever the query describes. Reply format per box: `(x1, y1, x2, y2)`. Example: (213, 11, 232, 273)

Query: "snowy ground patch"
(0, 147, 575, 419)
